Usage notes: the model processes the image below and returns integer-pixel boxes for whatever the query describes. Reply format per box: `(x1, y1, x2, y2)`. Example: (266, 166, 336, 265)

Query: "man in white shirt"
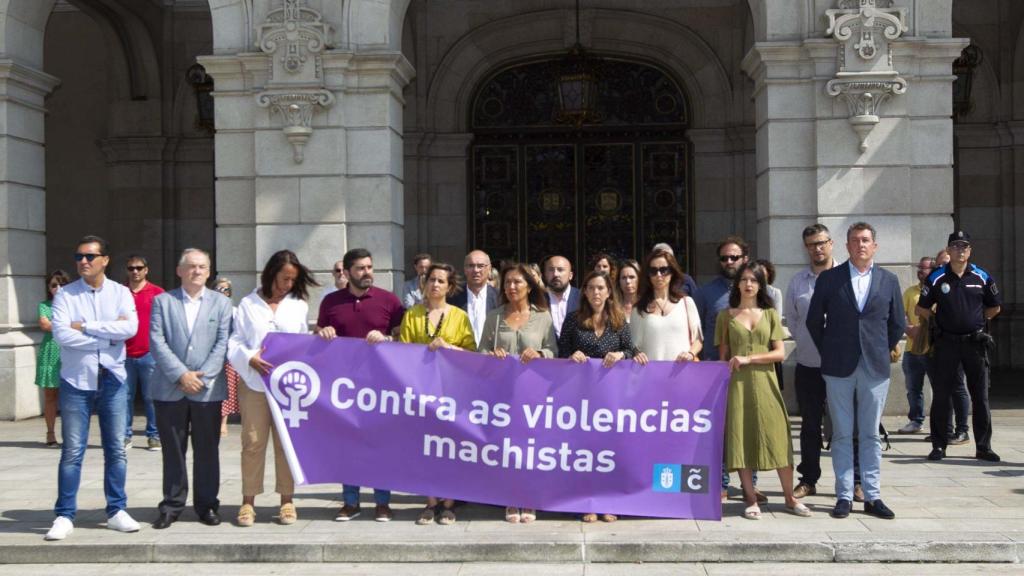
(449, 250, 497, 345)
(543, 255, 580, 337)
(46, 235, 140, 540)
(148, 248, 233, 529)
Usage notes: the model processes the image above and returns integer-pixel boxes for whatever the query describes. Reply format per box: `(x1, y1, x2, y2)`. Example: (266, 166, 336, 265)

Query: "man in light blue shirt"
(45, 235, 140, 541)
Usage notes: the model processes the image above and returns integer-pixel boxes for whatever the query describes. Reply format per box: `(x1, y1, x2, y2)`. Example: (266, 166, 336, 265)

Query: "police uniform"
(917, 234, 1000, 459)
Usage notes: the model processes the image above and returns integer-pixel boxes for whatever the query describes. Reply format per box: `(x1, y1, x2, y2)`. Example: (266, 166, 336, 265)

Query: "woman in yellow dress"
(399, 262, 475, 525)
(715, 262, 811, 520)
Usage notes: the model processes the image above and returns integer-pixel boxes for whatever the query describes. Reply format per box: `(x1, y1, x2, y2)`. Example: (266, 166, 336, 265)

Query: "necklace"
(425, 310, 445, 339)
(653, 297, 669, 316)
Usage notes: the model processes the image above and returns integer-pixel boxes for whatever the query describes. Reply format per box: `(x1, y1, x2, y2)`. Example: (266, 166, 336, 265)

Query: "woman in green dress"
(36, 270, 71, 447)
(715, 262, 811, 520)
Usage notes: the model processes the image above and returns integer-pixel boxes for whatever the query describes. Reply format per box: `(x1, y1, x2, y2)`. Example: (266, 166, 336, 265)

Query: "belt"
(937, 331, 978, 342)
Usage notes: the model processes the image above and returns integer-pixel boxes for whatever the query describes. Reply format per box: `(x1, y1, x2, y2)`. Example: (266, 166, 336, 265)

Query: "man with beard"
(316, 248, 405, 522)
(448, 250, 497, 346)
(542, 255, 580, 337)
(695, 236, 761, 501)
(785, 224, 846, 500)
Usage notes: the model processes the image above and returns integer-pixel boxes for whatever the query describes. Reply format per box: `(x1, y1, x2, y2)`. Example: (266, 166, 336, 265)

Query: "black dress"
(557, 313, 636, 359)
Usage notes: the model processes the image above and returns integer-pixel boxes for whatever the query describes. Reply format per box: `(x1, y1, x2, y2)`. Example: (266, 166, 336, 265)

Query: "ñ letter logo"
(269, 361, 321, 428)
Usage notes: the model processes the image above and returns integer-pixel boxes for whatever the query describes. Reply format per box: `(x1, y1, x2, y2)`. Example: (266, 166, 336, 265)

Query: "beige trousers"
(239, 383, 294, 497)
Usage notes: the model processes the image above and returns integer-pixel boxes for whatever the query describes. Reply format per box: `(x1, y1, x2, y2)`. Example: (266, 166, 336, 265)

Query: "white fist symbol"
(282, 371, 309, 397)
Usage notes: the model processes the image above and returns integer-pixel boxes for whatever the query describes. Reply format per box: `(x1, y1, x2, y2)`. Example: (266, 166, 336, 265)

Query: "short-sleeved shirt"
(125, 282, 164, 358)
(318, 286, 405, 338)
(902, 284, 930, 355)
(917, 263, 1000, 335)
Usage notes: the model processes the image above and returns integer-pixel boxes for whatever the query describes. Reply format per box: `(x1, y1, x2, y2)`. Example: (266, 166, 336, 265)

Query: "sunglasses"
(719, 255, 743, 263)
(648, 266, 672, 277)
(74, 253, 105, 262)
(333, 268, 343, 273)
(126, 266, 146, 272)
(215, 286, 231, 294)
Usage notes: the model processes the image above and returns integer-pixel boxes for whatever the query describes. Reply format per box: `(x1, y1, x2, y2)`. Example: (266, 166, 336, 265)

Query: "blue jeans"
(125, 354, 158, 439)
(902, 353, 929, 424)
(824, 361, 888, 503)
(342, 485, 391, 507)
(55, 373, 129, 520)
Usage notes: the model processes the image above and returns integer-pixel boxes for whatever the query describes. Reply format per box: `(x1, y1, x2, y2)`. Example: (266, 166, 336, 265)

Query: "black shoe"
(152, 513, 178, 530)
(976, 449, 1001, 462)
(198, 510, 221, 526)
(864, 499, 895, 520)
(831, 499, 852, 519)
(949, 432, 970, 445)
(927, 447, 945, 461)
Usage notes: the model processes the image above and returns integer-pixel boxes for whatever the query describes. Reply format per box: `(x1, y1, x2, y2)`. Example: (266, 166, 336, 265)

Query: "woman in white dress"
(631, 249, 703, 364)
(228, 250, 318, 527)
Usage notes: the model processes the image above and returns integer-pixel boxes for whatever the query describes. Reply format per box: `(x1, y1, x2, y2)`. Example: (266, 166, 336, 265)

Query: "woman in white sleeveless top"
(631, 249, 703, 364)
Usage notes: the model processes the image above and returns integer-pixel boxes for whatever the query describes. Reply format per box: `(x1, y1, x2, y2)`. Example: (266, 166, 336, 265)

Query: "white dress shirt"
(548, 286, 572, 337)
(466, 286, 487, 345)
(182, 287, 206, 334)
(51, 277, 139, 390)
(850, 262, 874, 312)
(228, 289, 310, 392)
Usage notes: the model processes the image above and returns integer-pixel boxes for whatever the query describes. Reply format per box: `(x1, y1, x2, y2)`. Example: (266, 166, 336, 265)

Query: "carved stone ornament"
(258, 0, 333, 82)
(256, 90, 335, 163)
(825, 0, 908, 152)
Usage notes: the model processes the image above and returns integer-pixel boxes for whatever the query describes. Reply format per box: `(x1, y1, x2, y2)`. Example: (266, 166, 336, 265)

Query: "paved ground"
(2, 403, 1024, 565)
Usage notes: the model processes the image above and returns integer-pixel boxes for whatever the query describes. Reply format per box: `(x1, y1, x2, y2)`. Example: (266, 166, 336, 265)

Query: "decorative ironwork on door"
(470, 57, 690, 269)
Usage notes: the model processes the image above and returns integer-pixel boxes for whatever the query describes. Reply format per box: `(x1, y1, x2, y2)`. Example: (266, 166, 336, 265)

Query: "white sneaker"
(44, 516, 73, 540)
(106, 510, 140, 533)
(897, 421, 923, 434)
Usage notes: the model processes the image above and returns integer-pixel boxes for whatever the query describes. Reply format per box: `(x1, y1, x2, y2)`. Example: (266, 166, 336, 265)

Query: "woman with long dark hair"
(228, 250, 318, 527)
(557, 270, 635, 523)
(631, 250, 702, 364)
(617, 259, 641, 319)
(715, 262, 809, 520)
(478, 263, 558, 523)
(36, 269, 71, 447)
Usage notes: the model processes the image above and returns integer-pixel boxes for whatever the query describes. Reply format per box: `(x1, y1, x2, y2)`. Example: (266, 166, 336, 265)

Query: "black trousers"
(929, 337, 992, 451)
(794, 364, 827, 486)
(154, 398, 222, 517)
(925, 360, 971, 437)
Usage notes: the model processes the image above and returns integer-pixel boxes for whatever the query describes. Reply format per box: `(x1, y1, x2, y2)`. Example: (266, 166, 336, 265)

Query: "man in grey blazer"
(148, 248, 233, 529)
(806, 222, 905, 521)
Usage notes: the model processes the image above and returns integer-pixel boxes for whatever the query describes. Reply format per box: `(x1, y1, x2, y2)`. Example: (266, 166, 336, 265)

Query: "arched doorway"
(468, 56, 691, 268)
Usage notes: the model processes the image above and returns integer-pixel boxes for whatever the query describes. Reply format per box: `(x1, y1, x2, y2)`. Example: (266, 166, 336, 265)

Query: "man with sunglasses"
(918, 231, 1002, 462)
(46, 235, 140, 540)
(123, 255, 164, 451)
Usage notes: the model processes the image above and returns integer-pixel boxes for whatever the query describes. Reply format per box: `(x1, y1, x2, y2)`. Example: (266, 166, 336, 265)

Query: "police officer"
(917, 231, 1001, 462)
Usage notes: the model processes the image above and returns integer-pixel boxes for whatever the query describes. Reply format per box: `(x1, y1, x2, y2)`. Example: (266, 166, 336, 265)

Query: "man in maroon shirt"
(124, 255, 165, 451)
(316, 248, 404, 522)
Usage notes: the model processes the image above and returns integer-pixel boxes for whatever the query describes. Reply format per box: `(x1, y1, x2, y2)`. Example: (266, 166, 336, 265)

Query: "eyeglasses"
(215, 286, 231, 295)
(804, 240, 831, 249)
(126, 266, 146, 272)
(949, 242, 970, 251)
(74, 253, 104, 262)
(648, 266, 672, 277)
(719, 255, 743, 263)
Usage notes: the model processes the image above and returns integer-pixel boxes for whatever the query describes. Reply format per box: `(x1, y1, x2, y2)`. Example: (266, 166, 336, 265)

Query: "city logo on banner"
(652, 464, 709, 494)
(269, 361, 321, 428)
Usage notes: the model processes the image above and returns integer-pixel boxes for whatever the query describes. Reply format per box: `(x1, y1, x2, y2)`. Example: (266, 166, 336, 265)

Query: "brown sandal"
(581, 513, 598, 523)
(600, 513, 617, 523)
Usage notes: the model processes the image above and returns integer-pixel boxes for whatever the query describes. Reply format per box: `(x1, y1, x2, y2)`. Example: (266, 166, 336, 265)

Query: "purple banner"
(260, 333, 730, 520)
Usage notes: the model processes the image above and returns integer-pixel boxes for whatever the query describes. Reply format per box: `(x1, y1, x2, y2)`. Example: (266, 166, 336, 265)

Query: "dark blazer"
(805, 260, 906, 380)
(547, 285, 581, 314)
(448, 284, 499, 312)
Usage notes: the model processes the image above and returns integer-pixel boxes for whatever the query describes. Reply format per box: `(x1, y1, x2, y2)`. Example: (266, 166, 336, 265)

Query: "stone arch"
(0, 0, 57, 67)
(208, 0, 252, 54)
(68, 0, 160, 102)
(425, 8, 734, 133)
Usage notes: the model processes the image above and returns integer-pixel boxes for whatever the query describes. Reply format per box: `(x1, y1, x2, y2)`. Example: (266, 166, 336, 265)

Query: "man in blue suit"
(806, 222, 905, 520)
(148, 248, 233, 529)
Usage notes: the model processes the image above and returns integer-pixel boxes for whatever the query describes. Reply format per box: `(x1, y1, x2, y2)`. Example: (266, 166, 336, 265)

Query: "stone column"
(0, 61, 60, 420)
(743, 0, 965, 293)
(200, 0, 413, 311)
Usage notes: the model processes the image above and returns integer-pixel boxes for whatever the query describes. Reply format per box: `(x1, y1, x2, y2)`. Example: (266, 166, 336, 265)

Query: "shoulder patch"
(969, 264, 992, 283)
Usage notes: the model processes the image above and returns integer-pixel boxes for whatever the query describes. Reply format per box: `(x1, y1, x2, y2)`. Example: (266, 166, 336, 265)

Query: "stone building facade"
(0, 0, 1018, 419)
